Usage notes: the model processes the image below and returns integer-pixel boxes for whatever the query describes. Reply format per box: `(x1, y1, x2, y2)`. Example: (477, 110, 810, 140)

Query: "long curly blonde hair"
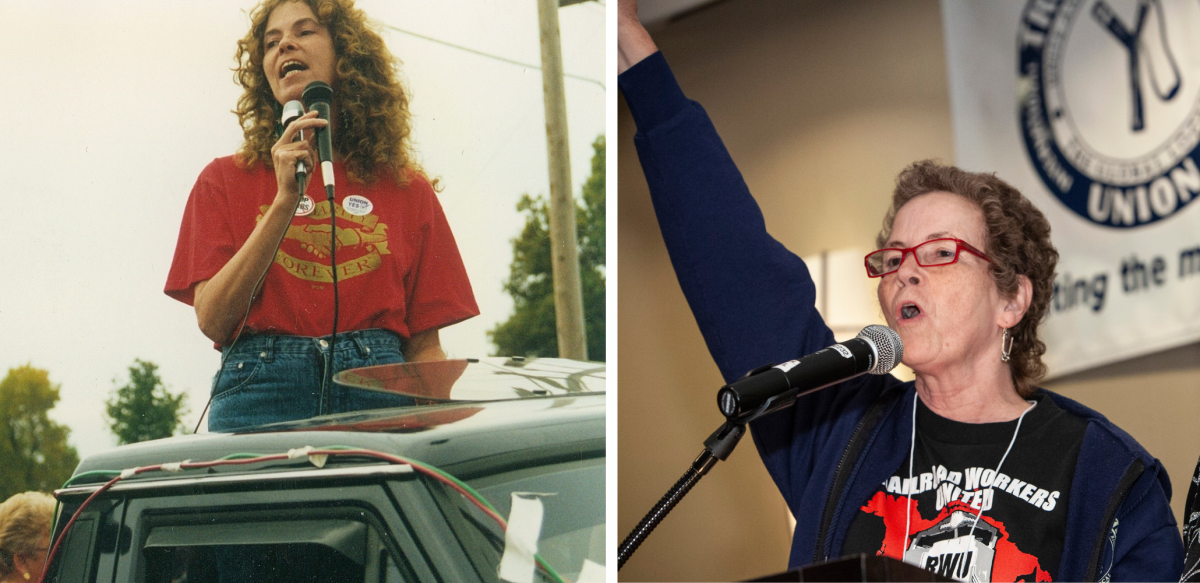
(234, 0, 422, 185)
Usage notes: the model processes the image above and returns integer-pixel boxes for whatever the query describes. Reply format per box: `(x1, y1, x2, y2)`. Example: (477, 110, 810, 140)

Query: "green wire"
(60, 470, 121, 488)
(55, 446, 573, 583)
(317, 446, 568, 583)
(59, 452, 274, 488)
(219, 452, 268, 460)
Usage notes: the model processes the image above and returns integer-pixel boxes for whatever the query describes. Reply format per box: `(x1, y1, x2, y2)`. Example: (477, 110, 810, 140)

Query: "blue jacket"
(620, 51, 1183, 582)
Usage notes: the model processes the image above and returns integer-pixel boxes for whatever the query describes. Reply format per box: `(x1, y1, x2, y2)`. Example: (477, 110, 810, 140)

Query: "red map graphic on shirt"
(861, 491, 1052, 582)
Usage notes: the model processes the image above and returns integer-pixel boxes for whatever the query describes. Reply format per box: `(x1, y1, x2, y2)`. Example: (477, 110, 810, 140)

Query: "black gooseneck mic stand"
(617, 418, 747, 570)
(619, 327, 902, 571)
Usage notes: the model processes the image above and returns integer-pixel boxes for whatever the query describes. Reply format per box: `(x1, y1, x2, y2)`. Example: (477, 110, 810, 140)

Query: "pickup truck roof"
(66, 357, 605, 489)
(48, 358, 607, 583)
(66, 393, 604, 489)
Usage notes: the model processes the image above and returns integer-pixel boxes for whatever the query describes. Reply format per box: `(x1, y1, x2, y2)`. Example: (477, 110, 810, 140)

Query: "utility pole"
(537, 0, 588, 360)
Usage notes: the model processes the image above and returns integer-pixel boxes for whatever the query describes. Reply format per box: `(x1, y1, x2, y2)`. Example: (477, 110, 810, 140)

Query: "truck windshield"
(141, 516, 406, 582)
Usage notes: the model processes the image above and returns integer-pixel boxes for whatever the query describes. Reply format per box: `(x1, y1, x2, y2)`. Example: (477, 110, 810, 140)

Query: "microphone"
(303, 81, 340, 414)
(302, 81, 335, 196)
(716, 325, 903, 422)
(280, 100, 308, 181)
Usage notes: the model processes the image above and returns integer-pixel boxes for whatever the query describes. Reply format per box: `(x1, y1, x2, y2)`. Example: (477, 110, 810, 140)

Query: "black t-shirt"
(842, 393, 1087, 582)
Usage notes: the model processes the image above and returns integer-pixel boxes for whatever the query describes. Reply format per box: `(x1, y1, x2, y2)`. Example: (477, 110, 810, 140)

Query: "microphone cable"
(192, 171, 310, 434)
(302, 81, 340, 417)
(324, 178, 339, 417)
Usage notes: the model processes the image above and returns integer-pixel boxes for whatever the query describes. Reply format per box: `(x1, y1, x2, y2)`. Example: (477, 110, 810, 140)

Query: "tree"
(490, 135, 605, 361)
(106, 359, 188, 445)
(0, 365, 80, 499)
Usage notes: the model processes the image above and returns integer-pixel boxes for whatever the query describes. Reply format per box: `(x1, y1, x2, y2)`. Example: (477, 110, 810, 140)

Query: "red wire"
(307, 449, 511, 528)
(304, 449, 567, 582)
(41, 465, 160, 583)
(41, 476, 118, 582)
(301, 450, 569, 581)
(42, 449, 550, 582)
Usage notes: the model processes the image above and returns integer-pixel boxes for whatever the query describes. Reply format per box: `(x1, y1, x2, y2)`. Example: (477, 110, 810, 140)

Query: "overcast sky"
(0, 0, 605, 460)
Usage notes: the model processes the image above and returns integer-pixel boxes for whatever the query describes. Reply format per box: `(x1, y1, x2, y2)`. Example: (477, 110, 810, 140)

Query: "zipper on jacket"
(812, 388, 902, 563)
(1085, 458, 1145, 581)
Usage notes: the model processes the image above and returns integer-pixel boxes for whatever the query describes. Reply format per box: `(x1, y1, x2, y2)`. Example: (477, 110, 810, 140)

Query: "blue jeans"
(208, 329, 413, 433)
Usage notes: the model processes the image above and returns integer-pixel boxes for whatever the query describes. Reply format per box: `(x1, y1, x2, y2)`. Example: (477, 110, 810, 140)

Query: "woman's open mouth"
(899, 302, 922, 321)
(281, 60, 309, 79)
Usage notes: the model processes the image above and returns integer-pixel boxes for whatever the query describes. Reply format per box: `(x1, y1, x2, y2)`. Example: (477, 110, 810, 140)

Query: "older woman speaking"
(618, 1, 1182, 580)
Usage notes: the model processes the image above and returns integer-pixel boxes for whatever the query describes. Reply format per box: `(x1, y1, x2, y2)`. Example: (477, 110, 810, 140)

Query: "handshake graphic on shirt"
(285, 223, 390, 259)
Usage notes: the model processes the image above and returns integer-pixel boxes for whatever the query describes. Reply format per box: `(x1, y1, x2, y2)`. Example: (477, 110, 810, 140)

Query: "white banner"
(941, 0, 1200, 377)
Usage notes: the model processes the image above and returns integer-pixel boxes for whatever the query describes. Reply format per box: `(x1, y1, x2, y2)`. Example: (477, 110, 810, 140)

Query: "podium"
(747, 554, 953, 582)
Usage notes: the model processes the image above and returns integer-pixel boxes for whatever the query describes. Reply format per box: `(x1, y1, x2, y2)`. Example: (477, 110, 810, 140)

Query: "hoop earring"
(1001, 328, 1014, 362)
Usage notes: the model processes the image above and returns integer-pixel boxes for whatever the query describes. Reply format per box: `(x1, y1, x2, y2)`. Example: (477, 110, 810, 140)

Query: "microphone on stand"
(619, 325, 903, 569)
(717, 324, 903, 423)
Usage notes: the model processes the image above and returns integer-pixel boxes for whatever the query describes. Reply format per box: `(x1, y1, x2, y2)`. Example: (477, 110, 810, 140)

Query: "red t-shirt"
(165, 156, 479, 347)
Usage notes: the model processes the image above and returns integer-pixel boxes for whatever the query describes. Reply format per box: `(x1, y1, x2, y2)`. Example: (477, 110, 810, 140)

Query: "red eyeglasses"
(864, 238, 991, 278)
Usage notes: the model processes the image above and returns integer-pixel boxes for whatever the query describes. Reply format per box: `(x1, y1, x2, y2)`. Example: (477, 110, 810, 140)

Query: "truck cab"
(45, 358, 606, 583)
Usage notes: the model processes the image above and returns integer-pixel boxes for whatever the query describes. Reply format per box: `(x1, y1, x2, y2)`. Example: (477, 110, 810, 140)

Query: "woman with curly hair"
(0, 492, 54, 583)
(166, 0, 478, 432)
(617, 0, 1182, 579)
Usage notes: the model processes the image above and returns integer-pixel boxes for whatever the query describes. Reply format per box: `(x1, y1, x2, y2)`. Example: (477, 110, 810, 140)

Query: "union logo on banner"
(1018, 0, 1200, 228)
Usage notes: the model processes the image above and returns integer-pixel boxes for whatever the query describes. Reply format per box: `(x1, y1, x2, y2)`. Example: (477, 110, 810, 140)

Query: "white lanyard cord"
(904, 395, 1039, 551)
(969, 400, 1037, 538)
(904, 392, 918, 552)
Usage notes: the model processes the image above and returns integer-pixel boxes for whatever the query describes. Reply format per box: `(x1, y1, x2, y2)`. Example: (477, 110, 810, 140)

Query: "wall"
(617, 1, 1200, 581)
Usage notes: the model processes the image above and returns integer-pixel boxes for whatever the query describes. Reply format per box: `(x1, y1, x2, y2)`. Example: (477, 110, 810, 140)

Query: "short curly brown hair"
(234, 0, 423, 186)
(0, 492, 54, 579)
(876, 161, 1058, 398)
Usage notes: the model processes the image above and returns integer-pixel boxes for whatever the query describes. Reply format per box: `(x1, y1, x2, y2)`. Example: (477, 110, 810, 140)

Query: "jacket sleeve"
(620, 51, 836, 385)
(620, 52, 864, 517)
(1102, 463, 1183, 582)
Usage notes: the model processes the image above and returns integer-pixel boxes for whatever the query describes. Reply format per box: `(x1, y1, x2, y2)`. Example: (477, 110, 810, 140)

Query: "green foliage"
(106, 360, 188, 445)
(490, 135, 606, 361)
(0, 365, 80, 499)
